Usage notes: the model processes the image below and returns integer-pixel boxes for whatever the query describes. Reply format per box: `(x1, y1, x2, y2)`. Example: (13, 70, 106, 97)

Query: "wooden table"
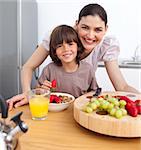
(8, 104, 141, 150)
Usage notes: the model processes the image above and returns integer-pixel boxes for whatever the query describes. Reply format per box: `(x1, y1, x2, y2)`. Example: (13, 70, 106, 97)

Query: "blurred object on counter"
(121, 44, 141, 68)
(133, 44, 141, 62)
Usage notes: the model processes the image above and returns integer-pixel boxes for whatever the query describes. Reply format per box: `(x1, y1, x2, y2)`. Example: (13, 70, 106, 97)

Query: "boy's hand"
(37, 79, 57, 91)
(38, 80, 52, 90)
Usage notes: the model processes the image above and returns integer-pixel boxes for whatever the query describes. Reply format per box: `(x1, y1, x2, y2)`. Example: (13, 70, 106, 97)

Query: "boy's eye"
(68, 42, 74, 46)
(56, 44, 62, 49)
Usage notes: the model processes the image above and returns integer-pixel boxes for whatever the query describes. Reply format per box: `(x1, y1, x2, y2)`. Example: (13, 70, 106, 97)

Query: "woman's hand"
(7, 93, 28, 111)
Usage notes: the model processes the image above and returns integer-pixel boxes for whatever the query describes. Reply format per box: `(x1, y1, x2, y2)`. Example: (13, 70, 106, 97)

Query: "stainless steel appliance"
(0, 95, 28, 150)
(0, 0, 38, 99)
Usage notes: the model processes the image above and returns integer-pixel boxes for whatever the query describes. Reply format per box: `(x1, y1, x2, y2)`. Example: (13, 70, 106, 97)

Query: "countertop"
(98, 59, 141, 69)
(8, 104, 141, 150)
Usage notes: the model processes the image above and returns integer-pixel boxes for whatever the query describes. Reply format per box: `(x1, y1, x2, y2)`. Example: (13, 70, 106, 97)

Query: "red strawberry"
(50, 95, 56, 103)
(52, 79, 57, 88)
(135, 100, 141, 114)
(116, 96, 133, 103)
(54, 96, 62, 103)
(50, 95, 62, 103)
(125, 102, 138, 117)
(51, 79, 57, 92)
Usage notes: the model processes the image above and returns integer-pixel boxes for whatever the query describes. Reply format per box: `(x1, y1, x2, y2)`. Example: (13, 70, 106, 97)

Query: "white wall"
(37, 0, 141, 59)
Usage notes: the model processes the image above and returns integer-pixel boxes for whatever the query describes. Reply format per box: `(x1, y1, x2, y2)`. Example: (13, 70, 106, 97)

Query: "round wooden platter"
(74, 91, 141, 138)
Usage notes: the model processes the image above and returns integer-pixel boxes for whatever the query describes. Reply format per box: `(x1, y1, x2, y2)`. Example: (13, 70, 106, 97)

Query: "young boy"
(37, 25, 98, 98)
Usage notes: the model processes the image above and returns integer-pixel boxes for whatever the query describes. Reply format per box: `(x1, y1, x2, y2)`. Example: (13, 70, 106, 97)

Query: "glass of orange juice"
(28, 89, 50, 120)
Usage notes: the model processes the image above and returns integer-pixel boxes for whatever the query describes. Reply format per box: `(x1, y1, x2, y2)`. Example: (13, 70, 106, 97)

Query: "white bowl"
(49, 92, 75, 112)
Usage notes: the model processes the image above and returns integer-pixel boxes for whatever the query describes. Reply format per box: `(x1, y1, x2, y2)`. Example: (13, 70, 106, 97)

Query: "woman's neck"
(62, 61, 78, 72)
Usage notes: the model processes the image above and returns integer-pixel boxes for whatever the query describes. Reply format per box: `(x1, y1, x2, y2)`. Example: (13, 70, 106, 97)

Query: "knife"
(93, 87, 102, 97)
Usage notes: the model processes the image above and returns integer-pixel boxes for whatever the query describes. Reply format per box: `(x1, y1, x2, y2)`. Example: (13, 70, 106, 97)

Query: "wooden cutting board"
(74, 91, 141, 137)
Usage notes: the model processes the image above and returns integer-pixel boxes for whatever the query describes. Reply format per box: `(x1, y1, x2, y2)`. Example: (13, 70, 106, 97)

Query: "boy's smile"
(56, 41, 78, 64)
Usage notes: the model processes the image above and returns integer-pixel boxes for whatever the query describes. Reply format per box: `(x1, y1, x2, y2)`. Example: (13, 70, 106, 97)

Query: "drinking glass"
(28, 88, 50, 120)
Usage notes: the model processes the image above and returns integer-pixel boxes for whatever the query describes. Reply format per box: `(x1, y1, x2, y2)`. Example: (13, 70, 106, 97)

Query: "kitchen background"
(0, 0, 141, 99)
(0, 0, 38, 99)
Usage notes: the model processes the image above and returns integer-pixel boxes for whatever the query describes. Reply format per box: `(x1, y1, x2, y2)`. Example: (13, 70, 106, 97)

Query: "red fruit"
(51, 79, 57, 92)
(135, 100, 141, 105)
(51, 79, 57, 88)
(50, 95, 56, 103)
(117, 96, 133, 103)
(135, 100, 141, 114)
(55, 97, 62, 103)
(125, 102, 138, 117)
(125, 102, 133, 110)
(136, 106, 141, 114)
(50, 95, 62, 103)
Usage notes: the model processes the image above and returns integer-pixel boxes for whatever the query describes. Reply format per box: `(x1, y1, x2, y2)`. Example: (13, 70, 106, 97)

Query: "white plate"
(49, 92, 75, 112)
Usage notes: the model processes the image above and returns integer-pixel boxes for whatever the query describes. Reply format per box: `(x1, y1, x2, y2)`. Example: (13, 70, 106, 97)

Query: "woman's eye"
(95, 28, 103, 32)
(81, 26, 89, 30)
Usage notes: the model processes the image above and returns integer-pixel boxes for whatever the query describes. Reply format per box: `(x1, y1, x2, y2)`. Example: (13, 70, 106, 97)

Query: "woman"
(7, 3, 139, 110)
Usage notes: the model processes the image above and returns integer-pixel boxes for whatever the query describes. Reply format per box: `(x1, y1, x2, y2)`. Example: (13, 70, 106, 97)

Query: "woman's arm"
(105, 60, 140, 93)
(21, 45, 49, 93)
(7, 45, 49, 110)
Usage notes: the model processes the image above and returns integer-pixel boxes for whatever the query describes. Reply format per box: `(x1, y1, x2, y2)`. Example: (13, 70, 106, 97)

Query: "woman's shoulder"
(96, 35, 120, 61)
(102, 35, 119, 47)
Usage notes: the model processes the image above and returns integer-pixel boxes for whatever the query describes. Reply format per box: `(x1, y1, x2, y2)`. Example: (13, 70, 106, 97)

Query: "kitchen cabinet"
(96, 67, 141, 92)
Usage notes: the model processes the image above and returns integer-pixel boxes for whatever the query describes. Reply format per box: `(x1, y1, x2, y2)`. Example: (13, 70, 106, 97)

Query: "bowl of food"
(49, 92, 75, 112)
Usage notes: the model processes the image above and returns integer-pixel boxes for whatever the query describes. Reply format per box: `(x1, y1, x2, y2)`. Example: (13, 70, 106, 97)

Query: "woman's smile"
(82, 36, 98, 46)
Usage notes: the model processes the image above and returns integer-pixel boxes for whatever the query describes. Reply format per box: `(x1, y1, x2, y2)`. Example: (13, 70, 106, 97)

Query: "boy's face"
(56, 41, 78, 64)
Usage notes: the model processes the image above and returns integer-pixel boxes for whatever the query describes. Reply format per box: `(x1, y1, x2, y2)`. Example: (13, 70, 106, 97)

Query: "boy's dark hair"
(49, 25, 84, 66)
(78, 3, 107, 26)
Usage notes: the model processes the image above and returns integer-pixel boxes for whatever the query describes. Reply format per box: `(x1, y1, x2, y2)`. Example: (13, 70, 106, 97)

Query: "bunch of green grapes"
(82, 95, 127, 119)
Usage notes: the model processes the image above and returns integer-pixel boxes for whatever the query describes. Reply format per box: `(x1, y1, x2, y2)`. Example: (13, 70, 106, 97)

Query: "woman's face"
(76, 15, 108, 53)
